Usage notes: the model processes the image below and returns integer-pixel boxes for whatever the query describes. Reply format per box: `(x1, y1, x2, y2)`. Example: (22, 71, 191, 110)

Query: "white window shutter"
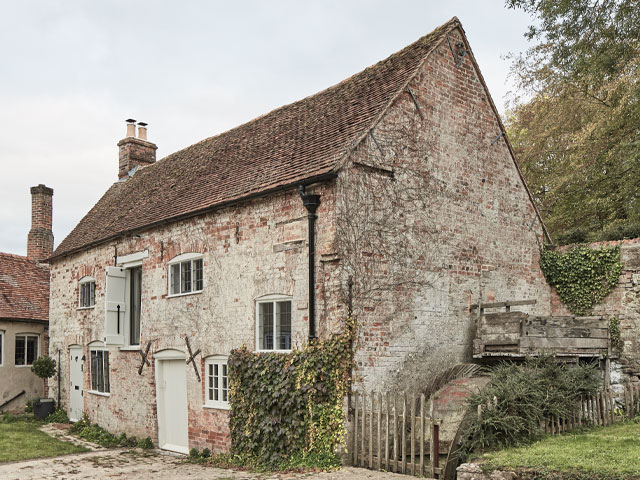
(104, 266, 126, 345)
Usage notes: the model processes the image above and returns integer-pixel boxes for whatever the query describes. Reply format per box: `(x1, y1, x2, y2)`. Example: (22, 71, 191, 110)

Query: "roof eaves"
(48, 170, 338, 262)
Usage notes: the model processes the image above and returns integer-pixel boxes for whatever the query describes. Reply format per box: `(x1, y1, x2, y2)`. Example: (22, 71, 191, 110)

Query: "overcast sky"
(0, 0, 535, 256)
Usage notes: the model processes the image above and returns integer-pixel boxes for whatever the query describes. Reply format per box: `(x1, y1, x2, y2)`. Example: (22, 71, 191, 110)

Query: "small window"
(15, 334, 38, 366)
(169, 254, 204, 296)
(0, 331, 4, 367)
(257, 297, 292, 351)
(78, 277, 96, 308)
(90, 346, 110, 394)
(205, 356, 229, 409)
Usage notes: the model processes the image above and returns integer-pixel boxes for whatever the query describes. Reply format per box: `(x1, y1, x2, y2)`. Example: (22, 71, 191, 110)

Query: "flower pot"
(33, 398, 56, 420)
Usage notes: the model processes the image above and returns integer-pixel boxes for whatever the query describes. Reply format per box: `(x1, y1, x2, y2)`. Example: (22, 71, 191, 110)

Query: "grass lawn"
(0, 418, 88, 463)
(479, 421, 640, 478)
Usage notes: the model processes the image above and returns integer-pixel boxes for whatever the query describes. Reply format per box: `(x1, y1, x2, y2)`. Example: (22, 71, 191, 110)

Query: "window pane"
(181, 261, 192, 293)
(90, 282, 95, 306)
(214, 364, 219, 401)
(259, 302, 274, 350)
(194, 259, 203, 291)
(90, 351, 98, 391)
(0, 333, 3, 365)
(222, 364, 228, 402)
(26, 336, 38, 365)
(170, 264, 180, 295)
(130, 267, 141, 346)
(208, 364, 214, 401)
(97, 351, 104, 392)
(276, 301, 292, 350)
(103, 352, 110, 393)
(80, 283, 87, 307)
(15, 336, 25, 365)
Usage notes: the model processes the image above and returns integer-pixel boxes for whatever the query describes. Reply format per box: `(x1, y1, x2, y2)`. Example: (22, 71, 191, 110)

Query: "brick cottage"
(47, 18, 551, 454)
(0, 185, 53, 412)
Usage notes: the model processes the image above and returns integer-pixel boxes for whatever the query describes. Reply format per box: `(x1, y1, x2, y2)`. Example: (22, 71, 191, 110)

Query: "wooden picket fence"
(479, 381, 640, 435)
(351, 390, 442, 478)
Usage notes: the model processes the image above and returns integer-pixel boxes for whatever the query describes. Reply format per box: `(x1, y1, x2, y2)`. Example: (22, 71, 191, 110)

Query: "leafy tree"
(505, 0, 640, 244)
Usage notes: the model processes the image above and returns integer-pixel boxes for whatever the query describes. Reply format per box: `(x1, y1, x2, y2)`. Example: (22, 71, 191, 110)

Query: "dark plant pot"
(33, 398, 55, 420)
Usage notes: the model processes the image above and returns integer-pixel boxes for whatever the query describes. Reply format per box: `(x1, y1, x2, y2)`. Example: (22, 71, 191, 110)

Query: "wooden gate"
(352, 390, 442, 478)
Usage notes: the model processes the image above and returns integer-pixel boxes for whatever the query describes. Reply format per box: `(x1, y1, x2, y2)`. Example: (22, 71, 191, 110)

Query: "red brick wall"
(338, 27, 551, 393)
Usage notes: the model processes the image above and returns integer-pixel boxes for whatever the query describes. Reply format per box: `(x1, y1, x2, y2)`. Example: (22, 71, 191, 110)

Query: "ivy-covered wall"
(227, 320, 355, 467)
(547, 239, 640, 384)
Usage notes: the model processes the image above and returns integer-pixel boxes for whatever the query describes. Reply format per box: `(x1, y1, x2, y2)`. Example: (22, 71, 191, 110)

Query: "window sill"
(77, 306, 95, 311)
(167, 290, 203, 299)
(119, 346, 141, 351)
(15, 364, 34, 368)
(204, 404, 230, 411)
(88, 390, 110, 397)
(256, 349, 292, 354)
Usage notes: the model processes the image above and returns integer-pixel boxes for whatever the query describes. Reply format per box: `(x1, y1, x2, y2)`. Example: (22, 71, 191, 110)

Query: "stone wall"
(337, 26, 551, 394)
(550, 238, 640, 385)
(48, 181, 339, 451)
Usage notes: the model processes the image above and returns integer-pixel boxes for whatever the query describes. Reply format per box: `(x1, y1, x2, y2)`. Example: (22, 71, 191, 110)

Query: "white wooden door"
(69, 346, 84, 422)
(156, 354, 189, 454)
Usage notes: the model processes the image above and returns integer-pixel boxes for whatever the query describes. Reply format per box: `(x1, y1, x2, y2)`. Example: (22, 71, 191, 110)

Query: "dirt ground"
(0, 424, 409, 480)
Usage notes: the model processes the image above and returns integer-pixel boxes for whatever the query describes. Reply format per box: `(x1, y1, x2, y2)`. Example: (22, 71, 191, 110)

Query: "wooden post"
(433, 421, 440, 479)
(630, 382, 636, 418)
(377, 392, 382, 471)
(393, 393, 398, 473)
(608, 390, 615, 424)
(385, 392, 390, 471)
(361, 391, 366, 467)
(402, 392, 407, 474)
(578, 397, 582, 427)
(369, 393, 374, 469)
(420, 394, 425, 477)
(429, 417, 436, 478)
(410, 395, 416, 475)
(353, 391, 358, 466)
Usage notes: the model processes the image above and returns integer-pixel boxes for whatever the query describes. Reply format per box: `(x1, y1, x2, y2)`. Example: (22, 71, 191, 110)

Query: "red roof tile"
(52, 18, 460, 259)
(0, 253, 49, 322)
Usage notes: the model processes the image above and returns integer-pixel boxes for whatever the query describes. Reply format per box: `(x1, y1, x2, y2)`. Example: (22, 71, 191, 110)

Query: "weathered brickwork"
(551, 238, 640, 384)
(49, 183, 339, 452)
(49, 25, 553, 454)
(337, 28, 550, 393)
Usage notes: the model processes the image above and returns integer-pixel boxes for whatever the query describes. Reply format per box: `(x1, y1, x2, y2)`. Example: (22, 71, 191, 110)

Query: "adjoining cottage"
(0, 185, 53, 412)
(47, 17, 550, 454)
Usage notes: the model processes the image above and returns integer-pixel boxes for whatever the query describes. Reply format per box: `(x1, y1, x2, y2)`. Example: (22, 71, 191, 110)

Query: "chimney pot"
(137, 122, 148, 140)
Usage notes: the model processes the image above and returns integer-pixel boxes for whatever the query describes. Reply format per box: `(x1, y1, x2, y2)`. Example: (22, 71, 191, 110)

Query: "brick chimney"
(117, 119, 157, 179)
(27, 184, 54, 262)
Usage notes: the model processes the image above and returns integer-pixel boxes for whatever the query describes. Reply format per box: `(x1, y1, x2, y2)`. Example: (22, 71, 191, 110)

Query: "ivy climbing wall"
(549, 238, 640, 384)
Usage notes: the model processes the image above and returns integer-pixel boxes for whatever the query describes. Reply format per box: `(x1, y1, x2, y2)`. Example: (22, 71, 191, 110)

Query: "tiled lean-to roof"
(0, 253, 49, 322)
(52, 18, 460, 259)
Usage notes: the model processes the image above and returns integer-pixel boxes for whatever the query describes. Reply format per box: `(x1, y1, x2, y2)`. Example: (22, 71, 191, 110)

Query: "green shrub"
(189, 448, 199, 458)
(462, 356, 600, 456)
(24, 400, 33, 414)
(44, 409, 69, 424)
(200, 447, 211, 458)
(70, 414, 151, 449)
(31, 356, 57, 396)
(137, 437, 154, 449)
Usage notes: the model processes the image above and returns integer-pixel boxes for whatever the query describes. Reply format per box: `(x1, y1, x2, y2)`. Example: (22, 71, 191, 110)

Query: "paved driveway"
(0, 449, 410, 480)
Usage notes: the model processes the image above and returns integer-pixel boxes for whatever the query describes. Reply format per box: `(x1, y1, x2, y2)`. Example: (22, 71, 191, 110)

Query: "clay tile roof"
(52, 18, 460, 259)
(0, 253, 49, 322)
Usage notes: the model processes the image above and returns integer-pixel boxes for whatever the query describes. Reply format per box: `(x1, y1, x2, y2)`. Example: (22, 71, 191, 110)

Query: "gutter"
(47, 171, 338, 262)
